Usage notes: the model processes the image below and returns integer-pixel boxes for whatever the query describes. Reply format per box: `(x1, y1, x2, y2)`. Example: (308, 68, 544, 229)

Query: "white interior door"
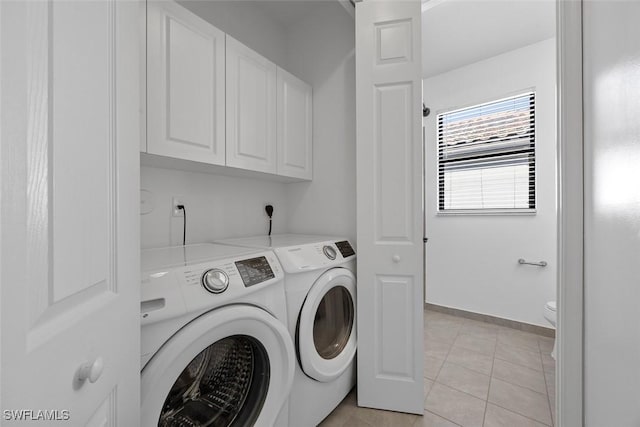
(355, 0, 424, 414)
(0, 0, 140, 424)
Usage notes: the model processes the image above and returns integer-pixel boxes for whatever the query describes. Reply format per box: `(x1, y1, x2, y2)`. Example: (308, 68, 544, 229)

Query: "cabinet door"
(277, 67, 313, 180)
(147, 1, 225, 164)
(226, 35, 277, 174)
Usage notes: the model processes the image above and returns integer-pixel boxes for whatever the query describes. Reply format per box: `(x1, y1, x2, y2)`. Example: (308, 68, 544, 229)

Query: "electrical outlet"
(172, 197, 184, 217)
(140, 189, 155, 215)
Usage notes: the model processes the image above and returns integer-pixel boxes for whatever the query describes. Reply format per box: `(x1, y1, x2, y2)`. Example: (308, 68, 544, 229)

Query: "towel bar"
(518, 258, 547, 267)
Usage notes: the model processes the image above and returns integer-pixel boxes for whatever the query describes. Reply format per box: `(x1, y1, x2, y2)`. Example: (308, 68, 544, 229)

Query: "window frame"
(435, 91, 538, 216)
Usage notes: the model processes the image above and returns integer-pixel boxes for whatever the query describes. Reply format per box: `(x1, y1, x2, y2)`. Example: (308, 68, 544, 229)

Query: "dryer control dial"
(202, 269, 229, 294)
(322, 245, 337, 260)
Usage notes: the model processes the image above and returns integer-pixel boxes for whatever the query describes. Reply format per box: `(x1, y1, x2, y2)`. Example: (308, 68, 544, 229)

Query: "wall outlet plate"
(140, 189, 154, 215)
(172, 197, 184, 217)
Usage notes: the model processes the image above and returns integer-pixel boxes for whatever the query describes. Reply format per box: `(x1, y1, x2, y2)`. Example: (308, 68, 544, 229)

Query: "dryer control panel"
(274, 240, 356, 274)
(334, 240, 355, 258)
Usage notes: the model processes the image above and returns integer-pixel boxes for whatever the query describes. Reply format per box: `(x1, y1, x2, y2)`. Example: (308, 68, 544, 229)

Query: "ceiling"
(246, 0, 351, 29)
(196, 0, 552, 78)
(422, 0, 555, 78)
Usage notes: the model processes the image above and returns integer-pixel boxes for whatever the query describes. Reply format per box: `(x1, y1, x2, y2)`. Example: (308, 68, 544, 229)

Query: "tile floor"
(319, 309, 556, 427)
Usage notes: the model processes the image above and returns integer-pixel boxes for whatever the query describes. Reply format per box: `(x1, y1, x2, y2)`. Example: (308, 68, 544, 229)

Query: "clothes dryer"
(216, 235, 357, 427)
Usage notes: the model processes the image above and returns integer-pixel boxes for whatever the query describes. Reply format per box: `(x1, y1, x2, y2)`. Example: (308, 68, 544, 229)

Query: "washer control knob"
(202, 269, 229, 293)
(323, 245, 337, 260)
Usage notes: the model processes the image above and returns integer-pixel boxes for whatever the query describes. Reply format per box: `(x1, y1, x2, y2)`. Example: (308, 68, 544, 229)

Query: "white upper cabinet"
(147, 1, 226, 164)
(144, 2, 313, 181)
(226, 35, 278, 174)
(277, 67, 313, 180)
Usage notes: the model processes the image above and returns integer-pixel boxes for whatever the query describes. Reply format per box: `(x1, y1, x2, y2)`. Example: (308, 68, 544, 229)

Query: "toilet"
(543, 301, 557, 360)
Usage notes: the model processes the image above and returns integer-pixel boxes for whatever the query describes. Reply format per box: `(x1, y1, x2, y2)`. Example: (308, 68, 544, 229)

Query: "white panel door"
(0, 0, 140, 424)
(147, 0, 225, 165)
(226, 35, 277, 174)
(277, 67, 313, 180)
(356, 0, 424, 414)
(583, 2, 640, 425)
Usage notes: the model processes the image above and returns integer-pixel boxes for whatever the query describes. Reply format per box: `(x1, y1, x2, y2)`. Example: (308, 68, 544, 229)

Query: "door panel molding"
(374, 82, 415, 243)
(375, 275, 414, 380)
(24, 0, 119, 335)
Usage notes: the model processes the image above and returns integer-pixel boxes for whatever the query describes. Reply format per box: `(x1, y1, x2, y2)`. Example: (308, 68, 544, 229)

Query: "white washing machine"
(216, 235, 357, 427)
(140, 243, 295, 427)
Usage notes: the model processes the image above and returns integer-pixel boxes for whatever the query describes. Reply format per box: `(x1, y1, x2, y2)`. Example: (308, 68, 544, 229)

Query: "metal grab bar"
(518, 258, 547, 267)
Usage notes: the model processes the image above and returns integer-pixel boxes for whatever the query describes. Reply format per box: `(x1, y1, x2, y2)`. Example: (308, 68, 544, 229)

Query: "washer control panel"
(202, 268, 229, 293)
(141, 250, 284, 326)
(183, 262, 237, 287)
(235, 256, 275, 287)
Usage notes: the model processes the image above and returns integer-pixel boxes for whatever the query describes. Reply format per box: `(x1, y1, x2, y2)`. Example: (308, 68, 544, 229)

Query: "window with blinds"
(437, 92, 536, 213)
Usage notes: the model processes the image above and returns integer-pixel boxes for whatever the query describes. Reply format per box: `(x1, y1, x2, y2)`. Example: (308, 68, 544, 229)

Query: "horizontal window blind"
(437, 92, 536, 212)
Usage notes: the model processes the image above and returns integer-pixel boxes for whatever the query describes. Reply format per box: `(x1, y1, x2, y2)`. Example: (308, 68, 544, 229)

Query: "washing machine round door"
(297, 268, 356, 382)
(141, 305, 294, 427)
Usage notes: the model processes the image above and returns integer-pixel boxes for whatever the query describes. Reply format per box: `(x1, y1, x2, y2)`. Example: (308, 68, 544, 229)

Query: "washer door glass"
(159, 335, 269, 427)
(313, 286, 354, 360)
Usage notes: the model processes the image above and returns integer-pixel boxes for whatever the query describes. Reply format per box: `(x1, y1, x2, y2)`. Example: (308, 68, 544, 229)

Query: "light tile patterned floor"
(319, 309, 556, 427)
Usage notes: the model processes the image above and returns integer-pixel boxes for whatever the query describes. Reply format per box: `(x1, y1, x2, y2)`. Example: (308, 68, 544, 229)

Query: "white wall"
(423, 38, 557, 327)
(422, 0, 555, 78)
(583, 2, 640, 425)
(140, 166, 289, 248)
(283, 3, 357, 243)
(177, 0, 288, 66)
